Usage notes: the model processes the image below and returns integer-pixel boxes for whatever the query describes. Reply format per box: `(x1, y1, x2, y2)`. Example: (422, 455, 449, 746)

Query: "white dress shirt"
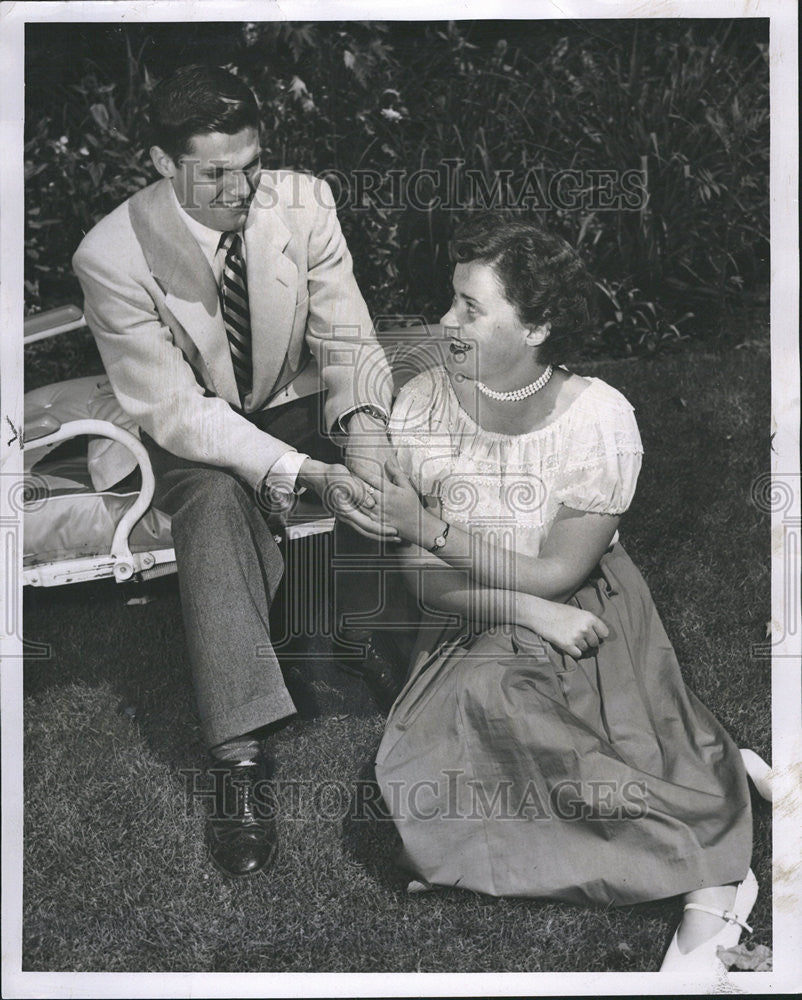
(171, 188, 308, 491)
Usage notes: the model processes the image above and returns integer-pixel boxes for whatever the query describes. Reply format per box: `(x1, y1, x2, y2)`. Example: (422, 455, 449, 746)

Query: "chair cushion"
(24, 458, 173, 565)
(24, 376, 140, 490)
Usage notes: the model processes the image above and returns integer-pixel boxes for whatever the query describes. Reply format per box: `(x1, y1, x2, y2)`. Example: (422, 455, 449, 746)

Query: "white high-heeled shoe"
(660, 869, 759, 974)
(740, 748, 773, 802)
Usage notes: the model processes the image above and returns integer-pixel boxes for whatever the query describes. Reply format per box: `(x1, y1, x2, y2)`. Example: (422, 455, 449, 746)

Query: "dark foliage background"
(25, 19, 769, 357)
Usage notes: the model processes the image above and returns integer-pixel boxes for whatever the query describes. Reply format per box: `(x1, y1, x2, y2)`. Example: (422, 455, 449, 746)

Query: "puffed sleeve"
(554, 384, 644, 515)
(389, 369, 453, 494)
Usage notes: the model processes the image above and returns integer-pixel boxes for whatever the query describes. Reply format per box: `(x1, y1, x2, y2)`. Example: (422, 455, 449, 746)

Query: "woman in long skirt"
(364, 214, 769, 973)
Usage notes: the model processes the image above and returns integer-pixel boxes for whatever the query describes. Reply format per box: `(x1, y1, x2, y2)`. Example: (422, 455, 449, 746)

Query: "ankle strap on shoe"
(682, 902, 753, 934)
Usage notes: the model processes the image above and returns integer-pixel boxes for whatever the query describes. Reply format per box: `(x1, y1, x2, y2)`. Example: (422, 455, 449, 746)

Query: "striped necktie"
(219, 231, 252, 405)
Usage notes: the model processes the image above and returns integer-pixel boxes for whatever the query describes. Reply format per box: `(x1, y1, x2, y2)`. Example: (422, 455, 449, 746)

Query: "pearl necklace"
(476, 364, 554, 402)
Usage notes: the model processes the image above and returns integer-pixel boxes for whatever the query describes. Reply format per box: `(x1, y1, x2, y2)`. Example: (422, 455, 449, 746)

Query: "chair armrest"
(24, 305, 86, 344)
(24, 418, 154, 581)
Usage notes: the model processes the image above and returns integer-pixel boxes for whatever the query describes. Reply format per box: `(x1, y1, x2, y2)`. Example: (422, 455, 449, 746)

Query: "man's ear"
(149, 145, 176, 179)
(524, 323, 551, 348)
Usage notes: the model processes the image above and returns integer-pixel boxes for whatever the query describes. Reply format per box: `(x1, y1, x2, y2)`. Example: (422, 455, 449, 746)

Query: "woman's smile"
(448, 335, 473, 358)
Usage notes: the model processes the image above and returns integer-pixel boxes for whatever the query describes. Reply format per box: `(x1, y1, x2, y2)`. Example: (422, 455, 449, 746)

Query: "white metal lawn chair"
(23, 306, 442, 590)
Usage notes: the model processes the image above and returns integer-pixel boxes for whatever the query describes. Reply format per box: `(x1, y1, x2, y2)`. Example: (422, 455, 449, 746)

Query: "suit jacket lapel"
(244, 197, 298, 408)
(128, 179, 241, 406)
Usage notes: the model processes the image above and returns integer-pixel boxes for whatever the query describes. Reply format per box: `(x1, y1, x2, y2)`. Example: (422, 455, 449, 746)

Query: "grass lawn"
(22, 331, 772, 973)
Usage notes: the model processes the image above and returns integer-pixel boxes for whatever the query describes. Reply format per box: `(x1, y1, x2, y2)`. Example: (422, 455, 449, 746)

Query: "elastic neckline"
(440, 368, 599, 441)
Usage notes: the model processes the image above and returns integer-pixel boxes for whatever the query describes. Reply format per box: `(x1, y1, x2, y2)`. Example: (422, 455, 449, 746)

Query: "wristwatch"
(429, 521, 450, 553)
(337, 404, 389, 435)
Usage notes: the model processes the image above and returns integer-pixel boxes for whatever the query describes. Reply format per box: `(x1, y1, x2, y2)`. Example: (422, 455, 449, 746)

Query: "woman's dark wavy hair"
(150, 65, 260, 162)
(449, 214, 596, 365)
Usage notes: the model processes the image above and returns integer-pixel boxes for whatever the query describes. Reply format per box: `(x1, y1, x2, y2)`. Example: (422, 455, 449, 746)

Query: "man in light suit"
(73, 65, 396, 877)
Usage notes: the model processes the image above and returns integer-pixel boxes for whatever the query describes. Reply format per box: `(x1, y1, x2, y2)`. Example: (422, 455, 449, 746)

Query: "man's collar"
(169, 185, 229, 254)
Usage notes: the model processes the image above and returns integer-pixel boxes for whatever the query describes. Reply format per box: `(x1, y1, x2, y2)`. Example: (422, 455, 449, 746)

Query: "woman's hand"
(366, 460, 433, 546)
(517, 593, 609, 659)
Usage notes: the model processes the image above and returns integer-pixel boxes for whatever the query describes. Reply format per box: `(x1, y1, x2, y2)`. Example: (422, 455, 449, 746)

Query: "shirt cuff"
(265, 450, 309, 496)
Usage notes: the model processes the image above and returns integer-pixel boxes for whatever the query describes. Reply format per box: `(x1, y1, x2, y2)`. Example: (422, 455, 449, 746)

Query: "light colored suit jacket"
(73, 171, 392, 488)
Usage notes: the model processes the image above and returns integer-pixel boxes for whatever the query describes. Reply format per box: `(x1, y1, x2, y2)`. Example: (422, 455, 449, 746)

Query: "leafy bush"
(25, 20, 769, 357)
(596, 279, 694, 356)
(25, 37, 156, 312)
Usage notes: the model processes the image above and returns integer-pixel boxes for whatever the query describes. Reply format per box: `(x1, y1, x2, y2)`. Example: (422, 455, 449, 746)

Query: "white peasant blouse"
(389, 367, 644, 558)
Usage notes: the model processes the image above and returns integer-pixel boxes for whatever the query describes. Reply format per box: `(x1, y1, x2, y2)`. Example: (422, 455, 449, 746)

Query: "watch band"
(429, 521, 450, 553)
(338, 404, 389, 435)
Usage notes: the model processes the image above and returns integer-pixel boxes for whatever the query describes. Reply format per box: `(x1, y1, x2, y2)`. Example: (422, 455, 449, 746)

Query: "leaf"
(289, 76, 310, 99)
(89, 103, 110, 129)
(88, 162, 105, 186)
(25, 162, 48, 179)
(717, 942, 772, 971)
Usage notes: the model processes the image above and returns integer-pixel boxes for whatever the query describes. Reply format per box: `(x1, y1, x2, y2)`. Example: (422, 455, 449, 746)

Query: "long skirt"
(374, 544, 752, 906)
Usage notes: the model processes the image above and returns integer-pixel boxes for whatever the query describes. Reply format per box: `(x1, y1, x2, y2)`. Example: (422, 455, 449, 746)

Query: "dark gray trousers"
(143, 394, 342, 749)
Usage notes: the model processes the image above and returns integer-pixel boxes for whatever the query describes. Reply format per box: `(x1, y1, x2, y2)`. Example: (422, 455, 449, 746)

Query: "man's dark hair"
(150, 64, 260, 162)
(449, 214, 596, 364)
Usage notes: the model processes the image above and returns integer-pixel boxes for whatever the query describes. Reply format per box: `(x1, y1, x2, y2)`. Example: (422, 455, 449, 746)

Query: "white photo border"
(1, 1, 799, 996)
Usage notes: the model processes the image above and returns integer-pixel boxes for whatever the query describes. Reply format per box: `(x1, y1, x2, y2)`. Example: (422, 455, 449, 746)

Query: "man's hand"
(343, 411, 396, 490)
(296, 457, 397, 541)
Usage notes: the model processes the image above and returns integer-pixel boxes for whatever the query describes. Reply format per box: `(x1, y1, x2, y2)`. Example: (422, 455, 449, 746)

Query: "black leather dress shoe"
(205, 755, 277, 877)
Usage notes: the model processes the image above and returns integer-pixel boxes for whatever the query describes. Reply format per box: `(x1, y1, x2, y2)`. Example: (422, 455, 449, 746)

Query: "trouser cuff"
(202, 690, 297, 749)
